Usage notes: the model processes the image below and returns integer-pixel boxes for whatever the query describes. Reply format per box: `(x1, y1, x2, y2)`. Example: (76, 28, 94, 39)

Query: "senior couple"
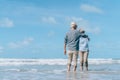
(64, 22, 90, 72)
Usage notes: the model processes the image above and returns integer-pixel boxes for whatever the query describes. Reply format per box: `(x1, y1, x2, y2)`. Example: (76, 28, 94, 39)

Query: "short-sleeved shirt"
(64, 30, 80, 51)
(79, 34, 89, 51)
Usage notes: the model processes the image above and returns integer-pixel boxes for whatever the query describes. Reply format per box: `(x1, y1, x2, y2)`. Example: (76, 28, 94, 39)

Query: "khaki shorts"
(67, 51, 78, 66)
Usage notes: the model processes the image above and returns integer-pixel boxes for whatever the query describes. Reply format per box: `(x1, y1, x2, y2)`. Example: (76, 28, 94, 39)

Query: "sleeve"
(87, 35, 90, 41)
(64, 33, 68, 45)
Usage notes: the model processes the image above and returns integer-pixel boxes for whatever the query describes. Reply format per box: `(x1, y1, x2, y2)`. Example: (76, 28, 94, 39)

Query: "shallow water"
(0, 59, 120, 80)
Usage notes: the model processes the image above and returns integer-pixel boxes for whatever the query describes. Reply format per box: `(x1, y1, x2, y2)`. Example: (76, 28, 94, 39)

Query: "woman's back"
(79, 34, 89, 51)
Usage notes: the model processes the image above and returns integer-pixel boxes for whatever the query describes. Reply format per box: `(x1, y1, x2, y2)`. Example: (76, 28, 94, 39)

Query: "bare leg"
(80, 62, 83, 71)
(84, 52, 89, 71)
(85, 62, 88, 71)
(67, 64, 71, 72)
(67, 52, 73, 72)
(73, 65, 77, 72)
(79, 51, 84, 71)
(73, 51, 78, 72)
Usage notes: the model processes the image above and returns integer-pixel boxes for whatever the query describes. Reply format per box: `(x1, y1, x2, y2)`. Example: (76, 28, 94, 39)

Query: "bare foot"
(67, 65, 71, 72)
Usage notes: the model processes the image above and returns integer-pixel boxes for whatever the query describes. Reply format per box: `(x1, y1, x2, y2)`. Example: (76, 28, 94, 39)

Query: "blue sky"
(0, 0, 120, 59)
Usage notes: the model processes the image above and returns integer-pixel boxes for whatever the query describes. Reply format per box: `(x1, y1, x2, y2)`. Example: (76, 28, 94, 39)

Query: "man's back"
(65, 30, 80, 51)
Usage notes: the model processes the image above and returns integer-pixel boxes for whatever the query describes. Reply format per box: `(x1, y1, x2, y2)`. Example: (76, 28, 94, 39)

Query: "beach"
(0, 58, 120, 80)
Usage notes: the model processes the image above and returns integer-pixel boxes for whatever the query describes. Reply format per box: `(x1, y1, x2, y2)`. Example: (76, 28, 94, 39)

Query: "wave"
(0, 68, 66, 74)
(0, 68, 120, 75)
(0, 58, 120, 66)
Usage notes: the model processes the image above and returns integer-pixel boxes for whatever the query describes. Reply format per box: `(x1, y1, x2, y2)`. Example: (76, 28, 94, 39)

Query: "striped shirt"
(64, 30, 80, 51)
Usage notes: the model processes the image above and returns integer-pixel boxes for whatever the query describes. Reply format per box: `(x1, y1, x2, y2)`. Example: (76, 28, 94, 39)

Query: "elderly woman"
(79, 29, 90, 71)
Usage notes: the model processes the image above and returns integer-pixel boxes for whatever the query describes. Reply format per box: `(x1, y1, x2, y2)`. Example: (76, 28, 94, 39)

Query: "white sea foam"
(0, 59, 67, 66)
(0, 58, 119, 66)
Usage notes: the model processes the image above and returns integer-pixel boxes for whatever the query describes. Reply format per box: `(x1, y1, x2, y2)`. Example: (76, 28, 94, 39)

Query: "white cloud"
(65, 16, 101, 34)
(65, 17, 89, 27)
(81, 26, 101, 34)
(0, 18, 14, 27)
(8, 37, 34, 48)
(80, 4, 103, 14)
(41, 16, 57, 24)
(66, 17, 83, 21)
(0, 46, 4, 50)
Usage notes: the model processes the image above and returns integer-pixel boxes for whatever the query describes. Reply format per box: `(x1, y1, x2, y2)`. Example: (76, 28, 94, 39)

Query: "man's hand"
(64, 50, 66, 55)
(64, 44, 67, 55)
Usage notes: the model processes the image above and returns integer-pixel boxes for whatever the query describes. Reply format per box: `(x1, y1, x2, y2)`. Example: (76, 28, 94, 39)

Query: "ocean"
(0, 58, 120, 80)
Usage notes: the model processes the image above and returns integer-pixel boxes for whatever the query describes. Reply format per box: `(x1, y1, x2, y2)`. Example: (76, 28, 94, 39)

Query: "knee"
(74, 64, 77, 67)
(80, 59, 84, 62)
(67, 63, 71, 66)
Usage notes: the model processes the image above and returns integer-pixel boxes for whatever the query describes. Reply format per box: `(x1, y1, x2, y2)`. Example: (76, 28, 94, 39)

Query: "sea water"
(0, 58, 120, 80)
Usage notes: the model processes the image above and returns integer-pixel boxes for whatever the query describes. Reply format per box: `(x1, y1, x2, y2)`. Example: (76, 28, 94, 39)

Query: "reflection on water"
(66, 71, 90, 80)
(0, 63, 120, 80)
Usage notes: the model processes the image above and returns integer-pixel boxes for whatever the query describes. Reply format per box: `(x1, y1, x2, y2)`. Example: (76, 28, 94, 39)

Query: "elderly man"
(64, 22, 80, 72)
